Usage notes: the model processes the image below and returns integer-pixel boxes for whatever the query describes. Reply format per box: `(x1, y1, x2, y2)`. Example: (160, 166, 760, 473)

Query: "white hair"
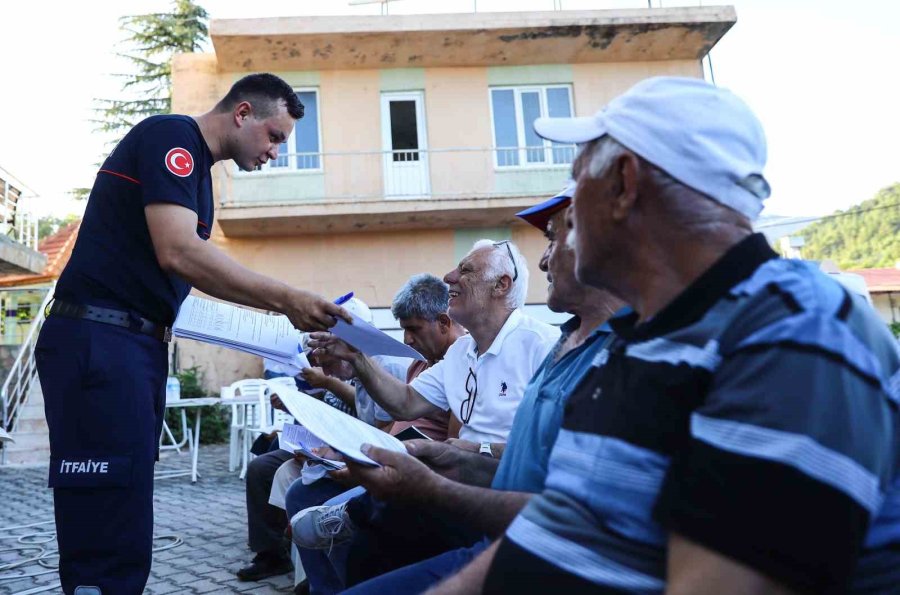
(583, 135, 751, 231)
(469, 239, 529, 309)
(587, 136, 628, 179)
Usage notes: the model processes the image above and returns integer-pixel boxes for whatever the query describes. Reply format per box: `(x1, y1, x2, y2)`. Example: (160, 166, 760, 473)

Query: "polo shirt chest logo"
(499, 381, 508, 397)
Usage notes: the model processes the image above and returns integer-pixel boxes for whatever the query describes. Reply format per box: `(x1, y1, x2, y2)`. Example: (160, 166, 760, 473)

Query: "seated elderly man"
(431, 77, 900, 595)
(237, 298, 395, 583)
(237, 350, 358, 582)
(333, 183, 625, 595)
(311, 239, 559, 458)
(283, 274, 466, 594)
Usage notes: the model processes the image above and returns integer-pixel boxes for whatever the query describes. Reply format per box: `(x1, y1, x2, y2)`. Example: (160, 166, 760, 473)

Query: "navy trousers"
(36, 315, 167, 595)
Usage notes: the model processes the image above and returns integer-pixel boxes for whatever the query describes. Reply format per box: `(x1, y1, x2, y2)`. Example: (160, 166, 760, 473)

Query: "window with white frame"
(266, 88, 321, 171)
(489, 85, 575, 168)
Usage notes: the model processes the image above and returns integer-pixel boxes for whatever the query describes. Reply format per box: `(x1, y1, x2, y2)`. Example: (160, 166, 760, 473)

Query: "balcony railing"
(226, 146, 575, 207)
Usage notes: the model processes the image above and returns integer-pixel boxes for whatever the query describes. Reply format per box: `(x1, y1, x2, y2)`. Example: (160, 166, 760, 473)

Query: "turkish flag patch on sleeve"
(165, 147, 194, 177)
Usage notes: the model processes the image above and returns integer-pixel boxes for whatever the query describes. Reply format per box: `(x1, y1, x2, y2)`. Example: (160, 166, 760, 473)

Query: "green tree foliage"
(801, 183, 900, 269)
(72, 1, 208, 200)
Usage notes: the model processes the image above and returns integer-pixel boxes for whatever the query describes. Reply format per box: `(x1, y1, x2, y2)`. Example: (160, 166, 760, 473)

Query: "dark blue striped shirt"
(492, 234, 900, 593)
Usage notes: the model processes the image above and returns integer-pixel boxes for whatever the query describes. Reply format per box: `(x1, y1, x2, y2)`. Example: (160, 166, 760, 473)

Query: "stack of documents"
(272, 385, 407, 466)
(280, 423, 345, 470)
(173, 296, 303, 366)
(173, 295, 426, 364)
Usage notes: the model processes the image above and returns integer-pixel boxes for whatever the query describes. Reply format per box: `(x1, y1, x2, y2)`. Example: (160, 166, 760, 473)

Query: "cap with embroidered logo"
(533, 76, 771, 221)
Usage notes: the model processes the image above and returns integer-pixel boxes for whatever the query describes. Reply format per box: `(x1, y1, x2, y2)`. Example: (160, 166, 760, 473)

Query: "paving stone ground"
(0, 445, 296, 595)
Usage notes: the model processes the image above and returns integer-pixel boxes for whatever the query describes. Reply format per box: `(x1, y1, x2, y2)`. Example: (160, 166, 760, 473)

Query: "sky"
(0, 0, 897, 219)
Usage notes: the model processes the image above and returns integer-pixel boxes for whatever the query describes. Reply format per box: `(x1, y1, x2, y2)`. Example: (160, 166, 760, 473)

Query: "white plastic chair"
(221, 378, 269, 477)
(265, 376, 297, 431)
(243, 378, 297, 455)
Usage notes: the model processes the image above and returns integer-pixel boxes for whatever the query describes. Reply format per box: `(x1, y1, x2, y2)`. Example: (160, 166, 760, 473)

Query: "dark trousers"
(345, 493, 484, 587)
(246, 448, 293, 555)
(343, 540, 489, 595)
(36, 316, 167, 595)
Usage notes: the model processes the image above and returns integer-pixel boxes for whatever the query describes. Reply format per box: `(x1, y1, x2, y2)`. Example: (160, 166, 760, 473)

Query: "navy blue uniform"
(36, 115, 213, 594)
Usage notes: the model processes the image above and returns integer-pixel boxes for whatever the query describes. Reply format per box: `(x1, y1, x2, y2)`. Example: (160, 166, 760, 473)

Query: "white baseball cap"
(341, 297, 373, 325)
(533, 76, 771, 221)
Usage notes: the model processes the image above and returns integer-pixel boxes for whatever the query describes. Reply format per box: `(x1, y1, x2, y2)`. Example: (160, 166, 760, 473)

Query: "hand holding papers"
(280, 423, 345, 470)
(173, 296, 308, 369)
(272, 385, 406, 466)
(330, 312, 425, 361)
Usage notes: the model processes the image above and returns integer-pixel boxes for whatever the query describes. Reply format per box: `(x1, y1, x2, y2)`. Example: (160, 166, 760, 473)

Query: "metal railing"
(0, 284, 53, 462)
(229, 145, 575, 206)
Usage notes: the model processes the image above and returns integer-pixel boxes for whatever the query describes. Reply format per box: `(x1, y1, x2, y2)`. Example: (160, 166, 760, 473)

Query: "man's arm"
(145, 203, 349, 330)
(666, 533, 797, 595)
(299, 367, 355, 406)
(348, 444, 531, 538)
(446, 438, 506, 459)
(425, 539, 501, 595)
(307, 333, 441, 421)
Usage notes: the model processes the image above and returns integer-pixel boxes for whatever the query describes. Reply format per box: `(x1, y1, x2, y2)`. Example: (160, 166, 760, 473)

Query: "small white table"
(160, 396, 258, 483)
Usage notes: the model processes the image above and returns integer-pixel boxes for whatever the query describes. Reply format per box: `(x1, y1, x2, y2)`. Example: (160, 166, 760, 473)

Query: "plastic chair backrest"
(263, 378, 299, 429)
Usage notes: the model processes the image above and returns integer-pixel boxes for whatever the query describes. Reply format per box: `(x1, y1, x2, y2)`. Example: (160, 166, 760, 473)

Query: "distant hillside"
(801, 183, 900, 269)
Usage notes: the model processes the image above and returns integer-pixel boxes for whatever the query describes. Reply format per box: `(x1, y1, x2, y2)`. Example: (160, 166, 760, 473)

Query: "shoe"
(236, 551, 293, 581)
(290, 502, 356, 550)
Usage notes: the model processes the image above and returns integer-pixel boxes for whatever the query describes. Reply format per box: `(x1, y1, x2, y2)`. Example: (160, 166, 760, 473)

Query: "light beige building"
(171, 6, 735, 390)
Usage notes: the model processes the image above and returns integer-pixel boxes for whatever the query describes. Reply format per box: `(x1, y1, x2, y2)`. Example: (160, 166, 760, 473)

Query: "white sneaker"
(290, 502, 356, 550)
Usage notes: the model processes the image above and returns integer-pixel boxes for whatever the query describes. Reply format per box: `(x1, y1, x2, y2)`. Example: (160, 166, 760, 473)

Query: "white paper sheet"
(172, 296, 303, 365)
(280, 423, 345, 470)
(0, 428, 13, 444)
(332, 312, 425, 361)
(274, 386, 407, 466)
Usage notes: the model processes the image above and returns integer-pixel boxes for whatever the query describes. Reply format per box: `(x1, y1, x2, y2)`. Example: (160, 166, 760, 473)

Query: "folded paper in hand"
(332, 312, 425, 361)
(272, 385, 406, 466)
(173, 297, 308, 369)
(280, 423, 345, 470)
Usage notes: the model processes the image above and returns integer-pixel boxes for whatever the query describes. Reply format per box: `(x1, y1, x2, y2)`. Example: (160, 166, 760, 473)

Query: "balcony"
(0, 168, 46, 275)
(216, 146, 574, 236)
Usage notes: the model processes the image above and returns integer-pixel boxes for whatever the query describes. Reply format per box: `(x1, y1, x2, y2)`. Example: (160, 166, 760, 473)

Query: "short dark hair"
(391, 274, 449, 322)
(216, 73, 304, 120)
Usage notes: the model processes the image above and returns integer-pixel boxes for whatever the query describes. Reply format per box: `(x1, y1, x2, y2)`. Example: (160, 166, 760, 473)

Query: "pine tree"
(72, 0, 208, 199)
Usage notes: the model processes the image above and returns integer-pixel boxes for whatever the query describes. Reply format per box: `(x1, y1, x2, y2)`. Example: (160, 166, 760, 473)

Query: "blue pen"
(334, 292, 354, 305)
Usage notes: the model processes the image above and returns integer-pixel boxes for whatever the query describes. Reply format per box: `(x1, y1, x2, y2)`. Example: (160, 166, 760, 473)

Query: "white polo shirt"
(410, 309, 560, 443)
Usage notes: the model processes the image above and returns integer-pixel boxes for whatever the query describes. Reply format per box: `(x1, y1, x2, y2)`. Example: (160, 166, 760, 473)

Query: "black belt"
(47, 299, 172, 343)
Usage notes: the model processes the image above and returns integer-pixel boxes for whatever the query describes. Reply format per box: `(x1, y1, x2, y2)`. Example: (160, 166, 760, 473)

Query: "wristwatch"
(479, 442, 493, 458)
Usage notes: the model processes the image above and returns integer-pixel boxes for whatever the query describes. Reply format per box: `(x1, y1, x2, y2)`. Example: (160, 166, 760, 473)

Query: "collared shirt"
(491, 316, 612, 494)
(411, 309, 560, 443)
(495, 234, 900, 593)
